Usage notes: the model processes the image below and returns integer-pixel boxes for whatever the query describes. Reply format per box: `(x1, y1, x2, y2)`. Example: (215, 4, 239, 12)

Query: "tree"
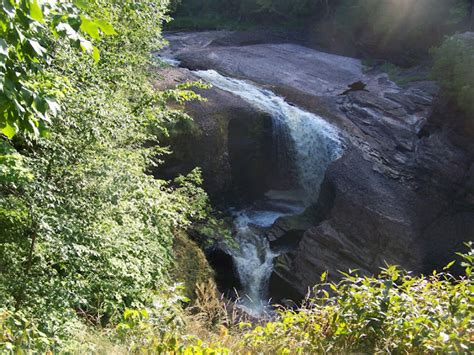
(433, 33, 474, 120)
(0, 0, 113, 139)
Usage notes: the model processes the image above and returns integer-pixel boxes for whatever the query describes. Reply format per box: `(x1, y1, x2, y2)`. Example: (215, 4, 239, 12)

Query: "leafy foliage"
(0, 0, 214, 349)
(0, 309, 51, 352)
(0, 0, 115, 139)
(242, 246, 473, 353)
(433, 33, 474, 119)
(1, 0, 473, 353)
(115, 286, 230, 354)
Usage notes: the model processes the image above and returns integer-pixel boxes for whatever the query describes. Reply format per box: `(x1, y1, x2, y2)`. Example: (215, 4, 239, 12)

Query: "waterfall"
(231, 211, 278, 316)
(230, 197, 305, 317)
(192, 69, 344, 316)
(195, 70, 343, 203)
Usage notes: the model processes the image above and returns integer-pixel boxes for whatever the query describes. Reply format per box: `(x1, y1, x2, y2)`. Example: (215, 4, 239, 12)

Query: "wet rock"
(266, 214, 310, 243)
(268, 266, 304, 305)
(228, 113, 277, 200)
(166, 32, 363, 97)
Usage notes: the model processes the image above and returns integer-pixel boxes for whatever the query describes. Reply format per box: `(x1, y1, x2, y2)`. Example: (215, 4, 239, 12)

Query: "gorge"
(195, 69, 343, 315)
(155, 30, 474, 316)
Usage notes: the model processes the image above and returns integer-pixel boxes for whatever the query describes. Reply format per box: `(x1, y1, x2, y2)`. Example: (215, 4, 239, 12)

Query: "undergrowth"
(3, 245, 471, 353)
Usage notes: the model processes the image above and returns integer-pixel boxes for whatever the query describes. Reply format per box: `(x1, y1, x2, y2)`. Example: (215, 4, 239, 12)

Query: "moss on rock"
(171, 231, 215, 301)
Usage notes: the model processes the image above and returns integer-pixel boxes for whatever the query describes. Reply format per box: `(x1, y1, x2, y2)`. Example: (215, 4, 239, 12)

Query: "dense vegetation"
(242, 254, 473, 354)
(0, 0, 213, 351)
(433, 32, 474, 121)
(1, 0, 473, 353)
(171, 0, 473, 64)
(3, 246, 472, 352)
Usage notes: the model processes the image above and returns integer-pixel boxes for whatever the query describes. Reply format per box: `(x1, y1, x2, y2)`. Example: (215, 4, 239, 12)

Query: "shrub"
(242, 245, 473, 353)
(433, 33, 474, 120)
(115, 286, 230, 354)
(0, 309, 51, 352)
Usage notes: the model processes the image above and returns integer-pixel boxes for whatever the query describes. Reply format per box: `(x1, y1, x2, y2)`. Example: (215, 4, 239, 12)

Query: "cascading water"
(195, 70, 343, 202)
(230, 194, 305, 316)
(231, 211, 279, 316)
(193, 70, 344, 316)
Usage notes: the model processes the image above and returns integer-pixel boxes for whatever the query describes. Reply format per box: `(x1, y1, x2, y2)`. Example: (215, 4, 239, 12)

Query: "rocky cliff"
(156, 31, 474, 300)
(153, 66, 274, 203)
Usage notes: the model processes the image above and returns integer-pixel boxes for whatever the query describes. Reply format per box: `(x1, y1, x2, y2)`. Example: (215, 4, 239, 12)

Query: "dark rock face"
(271, 84, 473, 295)
(157, 31, 474, 299)
(152, 67, 231, 195)
(153, 67, 275, 202)
(228, 113, 277, 201)
(271, 89, 473, 296)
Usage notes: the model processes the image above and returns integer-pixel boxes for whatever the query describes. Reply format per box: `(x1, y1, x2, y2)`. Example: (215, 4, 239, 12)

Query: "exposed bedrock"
(157, 31, 474, 298)
(153, 66, 276, 202)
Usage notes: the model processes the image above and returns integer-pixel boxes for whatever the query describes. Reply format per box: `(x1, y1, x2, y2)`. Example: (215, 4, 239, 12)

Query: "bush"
(114, 286, 230, 354)
(433, 33, 474, 120)
(242, 245, 473, 353)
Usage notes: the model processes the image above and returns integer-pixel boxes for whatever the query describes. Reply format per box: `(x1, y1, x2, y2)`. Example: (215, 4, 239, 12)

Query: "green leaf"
(79, 39, 93, 53)
(0, 38, 8, 57)
(443, 260, 456, 270)
(29, 0, 44, 23)
(28, 118, 39, 136)
(45, 97, 60, 116)
(73, 0, 89, 10)
(92, 46, 100, 63)
(1, 122, 16, 139)
(2, 0, 16, 18)
(27, 39, 47, 57)
(97, 19, 117, 35)
(80, 16, 100, 39)
(56, 22, 79, 40)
